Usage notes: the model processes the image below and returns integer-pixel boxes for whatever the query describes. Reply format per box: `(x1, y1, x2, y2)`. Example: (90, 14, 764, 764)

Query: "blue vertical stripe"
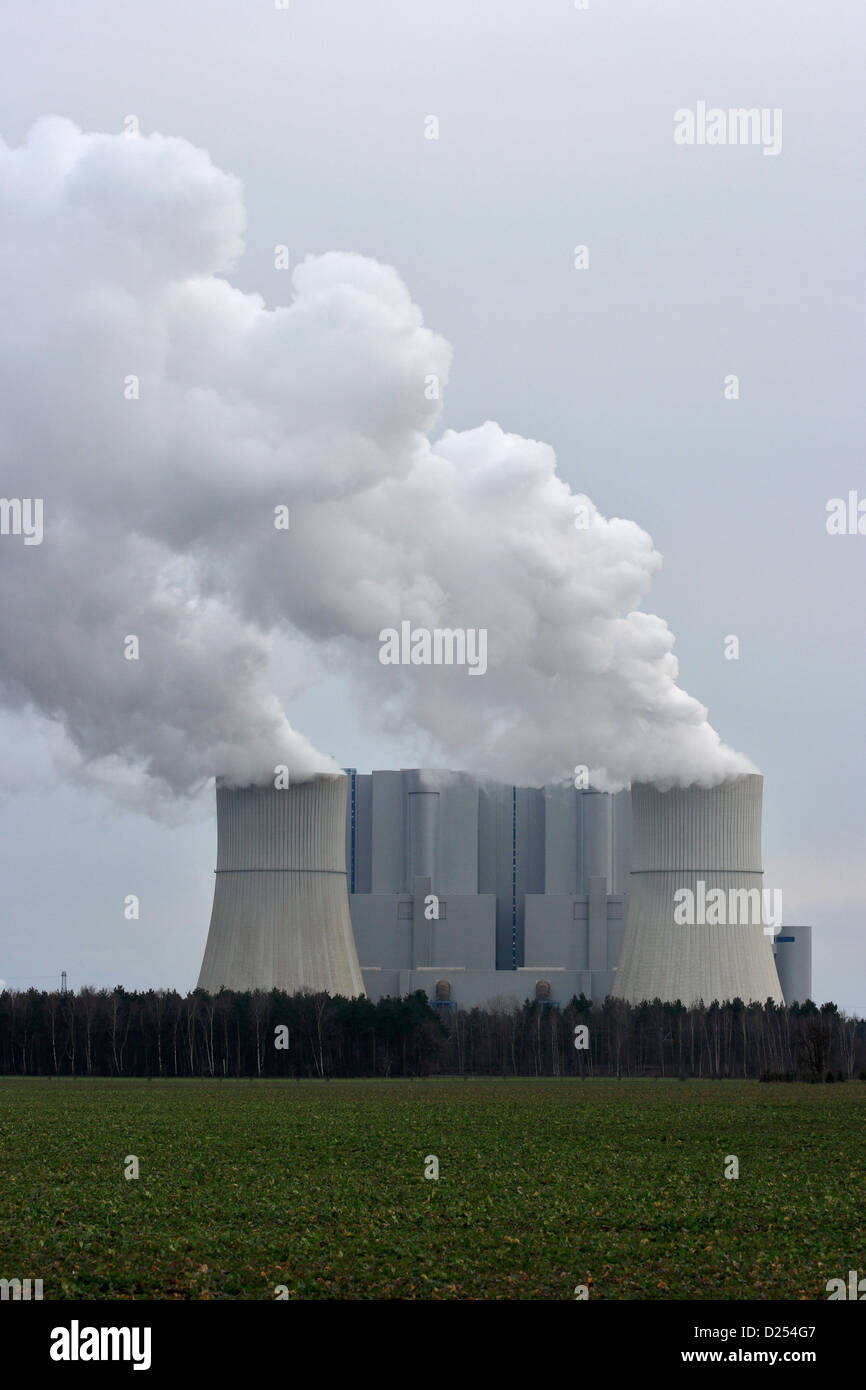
(343, 767, 357, 893)
(350, 769, 356, 893)
(512, 786, 517, 968)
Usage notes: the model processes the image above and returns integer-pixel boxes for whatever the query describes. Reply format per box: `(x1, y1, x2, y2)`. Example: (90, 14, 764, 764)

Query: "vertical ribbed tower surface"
(614, 774, 783, 1006)
(197, 775, 365, 998)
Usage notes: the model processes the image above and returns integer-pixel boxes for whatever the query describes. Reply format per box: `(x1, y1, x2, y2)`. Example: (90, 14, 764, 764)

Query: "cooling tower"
(614, 775, 783, 1006)
(197, 775, 365, 997)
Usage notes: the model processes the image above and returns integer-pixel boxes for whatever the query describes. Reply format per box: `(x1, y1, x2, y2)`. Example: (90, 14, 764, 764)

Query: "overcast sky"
(0, 0, 863, 1007)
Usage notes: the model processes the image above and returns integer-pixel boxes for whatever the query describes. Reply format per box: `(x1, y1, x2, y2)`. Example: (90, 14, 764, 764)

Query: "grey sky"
(0, 0, 863, 1006)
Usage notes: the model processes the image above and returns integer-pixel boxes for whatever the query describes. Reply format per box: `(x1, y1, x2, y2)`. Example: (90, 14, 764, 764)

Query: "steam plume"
(0, 119, 755, 798)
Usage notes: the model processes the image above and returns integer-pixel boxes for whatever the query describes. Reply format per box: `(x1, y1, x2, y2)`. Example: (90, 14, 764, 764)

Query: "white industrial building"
(346, 769, 630, 1006)
(345, 768, 810, 1009)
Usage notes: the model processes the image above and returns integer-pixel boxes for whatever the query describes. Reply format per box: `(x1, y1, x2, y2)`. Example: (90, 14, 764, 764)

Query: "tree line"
(0, 987, 862, 1081)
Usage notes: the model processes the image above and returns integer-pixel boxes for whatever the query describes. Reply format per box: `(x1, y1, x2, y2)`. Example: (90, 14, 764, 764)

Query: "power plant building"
(346, 769, 632, 1007)
(196, 767, 812, 1010)
(346, 769, 811, 1010)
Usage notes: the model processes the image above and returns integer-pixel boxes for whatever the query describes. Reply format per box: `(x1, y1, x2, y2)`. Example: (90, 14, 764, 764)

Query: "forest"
(0, 986, 862, 1082)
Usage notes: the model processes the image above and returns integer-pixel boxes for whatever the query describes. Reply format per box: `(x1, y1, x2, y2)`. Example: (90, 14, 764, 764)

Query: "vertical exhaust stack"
(197, 775, 365, 997)
(614, 774, 783, 1006)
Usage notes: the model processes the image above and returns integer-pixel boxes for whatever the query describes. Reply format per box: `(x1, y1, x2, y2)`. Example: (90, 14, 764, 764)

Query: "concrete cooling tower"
(614, 774, 783, 1006)
(197, 775, 365, 997)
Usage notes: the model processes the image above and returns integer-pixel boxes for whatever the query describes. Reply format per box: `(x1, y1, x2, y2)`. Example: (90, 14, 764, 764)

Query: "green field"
(0, 1077, 861, 1300)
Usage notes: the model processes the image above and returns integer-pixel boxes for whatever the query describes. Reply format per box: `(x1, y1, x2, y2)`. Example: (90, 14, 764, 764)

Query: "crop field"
(0, 1077, 862, 1300)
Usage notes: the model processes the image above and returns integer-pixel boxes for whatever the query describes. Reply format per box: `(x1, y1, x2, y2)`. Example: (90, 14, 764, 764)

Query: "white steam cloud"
(0, 119, 755, 798)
